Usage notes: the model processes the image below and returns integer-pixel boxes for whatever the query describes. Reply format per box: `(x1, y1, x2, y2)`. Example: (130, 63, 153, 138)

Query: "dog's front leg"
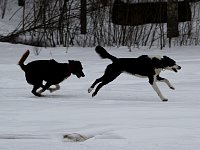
(156, 76, 175, 90)
(38, 82, 52, 94)
(149, 76, 168, 101)
(32, 85, 42, 97)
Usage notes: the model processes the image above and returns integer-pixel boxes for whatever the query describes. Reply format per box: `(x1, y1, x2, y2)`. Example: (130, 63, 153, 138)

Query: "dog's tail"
(95, 46, 117, 62)
(18, 50, 30, 71)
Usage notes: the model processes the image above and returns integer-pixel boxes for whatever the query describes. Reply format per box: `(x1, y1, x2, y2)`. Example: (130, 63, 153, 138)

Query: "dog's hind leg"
(156, 75, 175, 90)
(149, 76, 168, 101)
(91, 65, 121, 97)
(92, 82, 105, 97)
(88, 77, 103, 93)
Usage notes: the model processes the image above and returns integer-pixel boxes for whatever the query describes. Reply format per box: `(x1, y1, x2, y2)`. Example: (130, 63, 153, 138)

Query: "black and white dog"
(19, 50, 85, 96)
(88, 46, 181, 101)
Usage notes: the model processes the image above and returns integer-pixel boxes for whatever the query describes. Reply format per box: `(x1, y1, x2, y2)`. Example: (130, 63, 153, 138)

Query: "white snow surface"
(0, 42, 200, 150)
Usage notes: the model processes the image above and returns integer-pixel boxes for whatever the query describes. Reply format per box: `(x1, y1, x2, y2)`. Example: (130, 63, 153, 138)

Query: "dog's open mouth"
(172, 65, 181, 72)
(76, 73, 85, 78)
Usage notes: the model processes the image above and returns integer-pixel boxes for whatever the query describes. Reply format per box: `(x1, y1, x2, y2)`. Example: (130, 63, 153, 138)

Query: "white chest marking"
(134, 74, 147, 78)
(155, 68, 162, 75)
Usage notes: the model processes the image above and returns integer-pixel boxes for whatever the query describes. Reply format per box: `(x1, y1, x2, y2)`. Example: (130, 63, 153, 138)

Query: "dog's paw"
(170, 86, 175, 90)
(162, 99, 168, 102)
(33, 92, 42, 97)
(37, 89, 43, 94)
(92, 92, 96, 97)
(49, 88, 55, 93)
(49, 85, 61, 93)
(49, 88, 53, 93)
(88, 88, 93, 93)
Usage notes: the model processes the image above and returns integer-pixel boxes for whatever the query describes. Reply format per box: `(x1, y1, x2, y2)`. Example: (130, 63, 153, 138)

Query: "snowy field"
(0, 42, 200, 150)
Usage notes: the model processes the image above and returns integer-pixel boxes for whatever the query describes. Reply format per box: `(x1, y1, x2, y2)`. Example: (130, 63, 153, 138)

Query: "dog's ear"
(163, 56, 176, 63)
(163, 56, 170, 60)
(152, 57, 163, 68)
(162, 55, 176, 67)
(68, 60, 74, 64)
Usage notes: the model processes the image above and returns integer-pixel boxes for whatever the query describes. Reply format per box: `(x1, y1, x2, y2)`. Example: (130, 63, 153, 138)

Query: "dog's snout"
(82, 73, 85, 77)
(78, 71, 85, 78)
(178, 65, 181, 70)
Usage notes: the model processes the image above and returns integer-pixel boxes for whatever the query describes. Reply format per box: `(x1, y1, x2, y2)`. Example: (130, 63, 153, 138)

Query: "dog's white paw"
(37, 89, 43, 94)
(88, 88, 93, 93)
(49, 85, 60, 93)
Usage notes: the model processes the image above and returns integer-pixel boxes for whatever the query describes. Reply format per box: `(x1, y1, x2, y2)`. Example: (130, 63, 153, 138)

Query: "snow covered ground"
(0, 42, 200, 150)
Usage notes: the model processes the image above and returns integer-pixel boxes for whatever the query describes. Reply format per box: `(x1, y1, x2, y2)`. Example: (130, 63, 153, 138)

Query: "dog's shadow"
(98, 94, 158, 103)
(29, 94, 79, 100)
